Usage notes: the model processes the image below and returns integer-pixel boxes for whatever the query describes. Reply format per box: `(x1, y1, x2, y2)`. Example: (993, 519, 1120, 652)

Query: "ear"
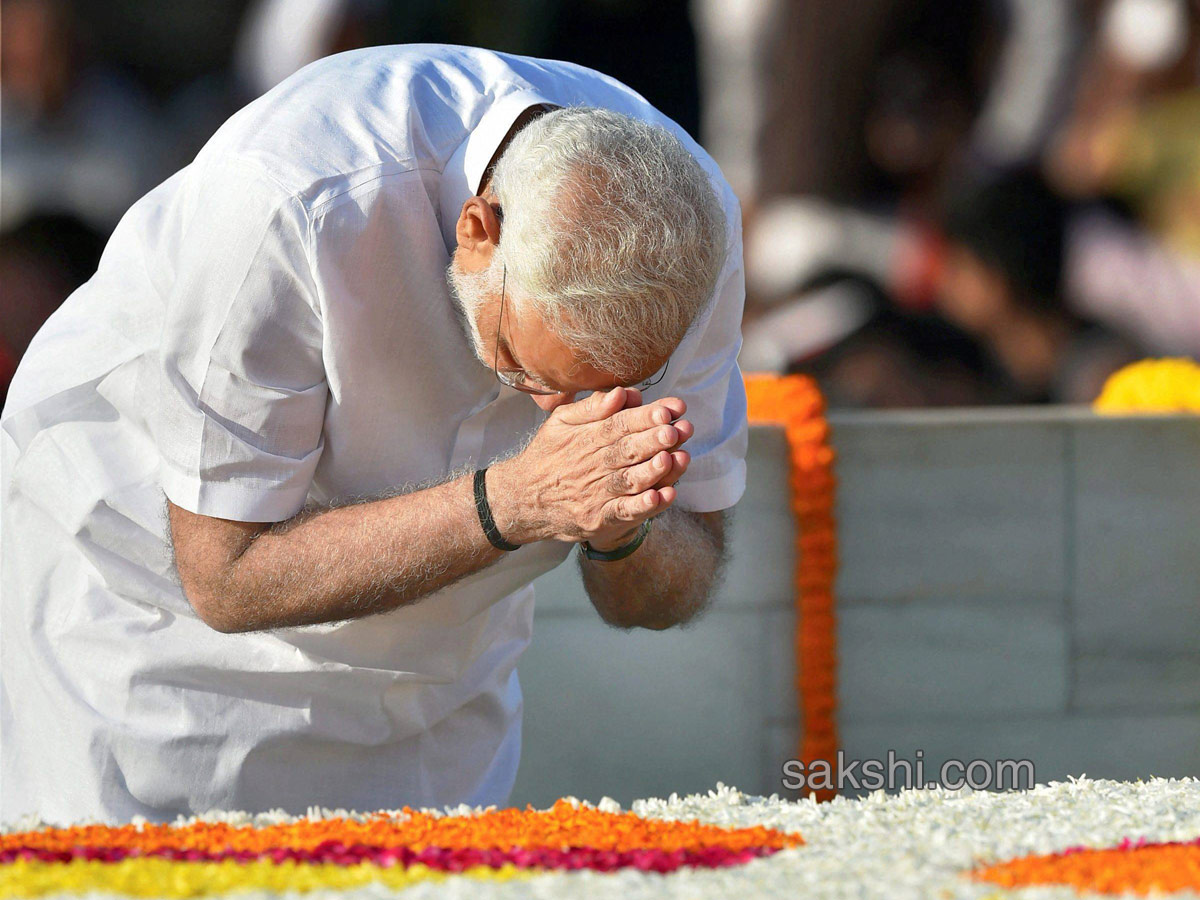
(455, 196, 503, 269)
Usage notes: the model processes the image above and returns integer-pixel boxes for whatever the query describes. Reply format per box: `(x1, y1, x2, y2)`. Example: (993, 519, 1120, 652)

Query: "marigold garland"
(0, 802, 802, 897)
(973, 837, 1200, 894)
(1094, 357, 1200, 413)
(743, 373, 839, 802)
(0, 801, 800, 856)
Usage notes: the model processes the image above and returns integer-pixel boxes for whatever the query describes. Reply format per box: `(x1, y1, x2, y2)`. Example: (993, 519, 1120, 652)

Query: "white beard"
(445, 253, 501, 367)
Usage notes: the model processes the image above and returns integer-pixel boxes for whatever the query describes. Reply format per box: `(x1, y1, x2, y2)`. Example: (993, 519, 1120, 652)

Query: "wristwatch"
(579, 518, 652, 562)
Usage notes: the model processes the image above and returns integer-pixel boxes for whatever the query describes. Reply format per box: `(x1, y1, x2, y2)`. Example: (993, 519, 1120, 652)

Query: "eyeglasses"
(493, 263, 669, 396)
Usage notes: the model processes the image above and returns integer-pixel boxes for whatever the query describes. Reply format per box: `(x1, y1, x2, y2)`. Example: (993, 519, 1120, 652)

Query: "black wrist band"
(579, 517, 652, 562)
(473, 467, 520, 552)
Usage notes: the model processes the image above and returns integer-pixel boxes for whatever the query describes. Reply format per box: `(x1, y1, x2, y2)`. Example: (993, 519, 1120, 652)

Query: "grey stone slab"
(828, 406, 1099, 428)
(531, 425, 794, 613)
(838, 601, 1069, 722)
(716, 426, 795, 609)
(762, 607, 799, 721)
(512, 609, 769, 807)
(1070, 415, 1200, 655)
(1073, 652, 1200, 713)
(836, 711, 1200, 795)
(832, 417, 1068, 605)
(512, 409, 1200, 809)
(763, 720, 803, 800)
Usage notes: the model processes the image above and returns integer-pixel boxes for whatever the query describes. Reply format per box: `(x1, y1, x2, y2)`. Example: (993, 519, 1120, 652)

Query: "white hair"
(489, 106, 728, 381)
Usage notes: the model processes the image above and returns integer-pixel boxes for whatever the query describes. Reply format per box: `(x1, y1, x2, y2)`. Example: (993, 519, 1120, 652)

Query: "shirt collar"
(439, 88, 557, 255)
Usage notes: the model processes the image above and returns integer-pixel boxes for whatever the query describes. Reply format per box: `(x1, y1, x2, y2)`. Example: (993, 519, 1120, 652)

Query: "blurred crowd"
(728, 0, 1200, 406)
(3, 0, 1198, 408)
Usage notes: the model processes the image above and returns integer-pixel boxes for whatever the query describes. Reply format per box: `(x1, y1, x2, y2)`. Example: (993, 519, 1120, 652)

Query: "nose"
(532, 391, 577, 412)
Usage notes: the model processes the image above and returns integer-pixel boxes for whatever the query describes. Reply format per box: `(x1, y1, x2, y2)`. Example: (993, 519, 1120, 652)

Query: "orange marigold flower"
(744, 373, 839, 802)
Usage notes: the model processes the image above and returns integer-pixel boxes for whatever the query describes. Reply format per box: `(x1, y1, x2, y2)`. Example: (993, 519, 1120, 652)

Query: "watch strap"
(580, 518, 652, 562)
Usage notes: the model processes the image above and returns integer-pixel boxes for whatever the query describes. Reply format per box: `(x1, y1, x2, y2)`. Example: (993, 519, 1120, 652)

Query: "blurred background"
(3, 0, 1199, 409)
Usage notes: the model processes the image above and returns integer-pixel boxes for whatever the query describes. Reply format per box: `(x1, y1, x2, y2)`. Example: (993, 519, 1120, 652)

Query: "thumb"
(555, 386, 625, 425)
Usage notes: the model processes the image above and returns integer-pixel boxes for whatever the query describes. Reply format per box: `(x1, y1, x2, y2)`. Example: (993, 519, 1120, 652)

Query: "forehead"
(504, 299, 659, 391)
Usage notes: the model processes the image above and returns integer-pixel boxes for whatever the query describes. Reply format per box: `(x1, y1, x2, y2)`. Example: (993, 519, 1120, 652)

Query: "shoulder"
(189, 46, 508, 201)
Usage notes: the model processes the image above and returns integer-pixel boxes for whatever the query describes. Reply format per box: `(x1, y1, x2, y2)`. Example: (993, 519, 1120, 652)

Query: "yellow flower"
(1094, 358, 1200, 414)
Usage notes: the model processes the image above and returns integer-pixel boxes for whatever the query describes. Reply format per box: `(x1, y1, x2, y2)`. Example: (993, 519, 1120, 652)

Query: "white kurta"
(0, 45, 748, 826)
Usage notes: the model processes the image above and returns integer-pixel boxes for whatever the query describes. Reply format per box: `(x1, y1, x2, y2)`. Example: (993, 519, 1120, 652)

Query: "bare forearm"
(171, 388, 704, 634)
(184, 469, 504, 633)
(578, 508, 727, 630)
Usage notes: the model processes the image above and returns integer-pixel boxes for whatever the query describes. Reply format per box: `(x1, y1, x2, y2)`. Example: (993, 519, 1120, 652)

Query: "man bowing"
(0, 44, 747, 825)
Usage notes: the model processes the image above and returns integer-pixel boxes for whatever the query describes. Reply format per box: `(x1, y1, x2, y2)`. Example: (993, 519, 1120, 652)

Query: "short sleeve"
(665, 205, 749, 514)
(153, 162, 327, 522)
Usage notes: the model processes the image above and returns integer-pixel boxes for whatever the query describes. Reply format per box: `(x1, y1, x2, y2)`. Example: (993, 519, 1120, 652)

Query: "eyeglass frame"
(493, 262, 670, 396)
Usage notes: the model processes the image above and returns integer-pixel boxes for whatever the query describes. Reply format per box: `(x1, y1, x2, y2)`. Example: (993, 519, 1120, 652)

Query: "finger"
(556, 386, 625, 426)
(604, 400, 685, 442)
(608, 450, 673, 495)
(606, 422, 681, 468)
(665, 417, 694, 450)
(651, 449, 690, 489)
(654, 396, 687, 421)
(639, 485, 676, 513)
(604, 489, 661, 525)
(620, 387, 644, 409)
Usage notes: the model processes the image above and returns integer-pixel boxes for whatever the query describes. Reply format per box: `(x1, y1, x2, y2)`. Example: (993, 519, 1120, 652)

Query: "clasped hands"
(490, 386, 692, 551)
